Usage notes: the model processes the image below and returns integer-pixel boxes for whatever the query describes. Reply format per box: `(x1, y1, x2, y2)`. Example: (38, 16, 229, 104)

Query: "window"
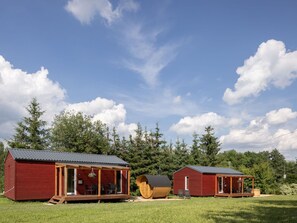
(185, 176, 189, 190)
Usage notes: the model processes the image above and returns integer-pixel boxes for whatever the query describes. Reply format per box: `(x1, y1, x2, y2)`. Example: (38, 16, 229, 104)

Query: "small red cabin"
(4, 148, 131, 203)
(173, 165, 254, 197)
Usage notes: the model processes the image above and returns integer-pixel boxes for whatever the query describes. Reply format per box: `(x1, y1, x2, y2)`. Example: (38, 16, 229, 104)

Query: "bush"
(279, 184, 297, 195)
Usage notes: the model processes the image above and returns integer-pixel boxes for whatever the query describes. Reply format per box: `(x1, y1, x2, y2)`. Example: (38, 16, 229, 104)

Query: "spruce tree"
(190, 132, 202, 165)
(8, 98, 49, 150)
(174, 138, 190, 170)
(199, 126, 221, 166)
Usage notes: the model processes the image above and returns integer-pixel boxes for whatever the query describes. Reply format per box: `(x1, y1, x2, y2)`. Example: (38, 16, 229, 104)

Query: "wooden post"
(230, 177, 232, 195)
(114, 170, 117, 193)
(98, 169, 101, 197)
(241, 177, 244, 194)
(127, 169, 131, 195)
(252, 177, 254, 194)
(54, 167, 57, 196)
(64, 167, 68, 196)
(59, 167, 62, 196)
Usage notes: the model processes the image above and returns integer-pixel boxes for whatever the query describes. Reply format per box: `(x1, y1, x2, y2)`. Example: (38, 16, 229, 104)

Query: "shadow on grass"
(206, 198, 297, 223)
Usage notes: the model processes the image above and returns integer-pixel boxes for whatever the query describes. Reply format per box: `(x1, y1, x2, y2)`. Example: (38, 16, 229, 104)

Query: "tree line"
(1, 98, 297, 194)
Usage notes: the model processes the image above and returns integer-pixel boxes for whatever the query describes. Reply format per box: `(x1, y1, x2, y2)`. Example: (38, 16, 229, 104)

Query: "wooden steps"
(48, 196, 65, 205)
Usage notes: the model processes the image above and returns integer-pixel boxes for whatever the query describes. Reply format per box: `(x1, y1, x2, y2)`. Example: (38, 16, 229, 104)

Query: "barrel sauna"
(136, 175, 171, 199)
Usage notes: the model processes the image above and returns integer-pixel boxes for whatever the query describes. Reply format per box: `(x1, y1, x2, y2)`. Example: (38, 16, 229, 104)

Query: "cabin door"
(67, 168, 77, 195)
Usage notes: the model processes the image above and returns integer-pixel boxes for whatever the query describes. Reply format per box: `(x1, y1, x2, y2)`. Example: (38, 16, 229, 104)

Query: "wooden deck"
(49, 194, 130, 204)
(215, 193, 254, 198)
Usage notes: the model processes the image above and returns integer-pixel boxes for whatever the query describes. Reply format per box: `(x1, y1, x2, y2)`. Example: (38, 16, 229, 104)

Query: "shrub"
(279, 184, 297, 195)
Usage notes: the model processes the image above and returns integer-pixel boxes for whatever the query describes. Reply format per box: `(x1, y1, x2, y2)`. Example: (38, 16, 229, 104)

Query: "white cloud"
(0, 55, 66, 138)
(122, 23, 181, 87)
(65, 0, 139, 25)
(173, 95, 182, 104)
(274, 129, 297, 151)
(223, 39, 297, 105)
(265, 108, 297, 125)
(220, 108, 297, 159)
(65, 97, 137, 135)
(0, 55, 136, 140)
(66, 1, 181, 87)
(170, 112, 240, 135)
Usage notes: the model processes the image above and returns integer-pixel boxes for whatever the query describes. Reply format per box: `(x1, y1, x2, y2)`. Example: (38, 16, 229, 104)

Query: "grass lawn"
(0, 195, 296, 223)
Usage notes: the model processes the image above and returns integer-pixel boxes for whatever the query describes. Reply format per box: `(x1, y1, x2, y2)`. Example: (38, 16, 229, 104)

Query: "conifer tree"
(190, 132, 202, 165)
(8, 98, 49, 150)
(174, 139, 190, 170)
(199, 126, 221, 166)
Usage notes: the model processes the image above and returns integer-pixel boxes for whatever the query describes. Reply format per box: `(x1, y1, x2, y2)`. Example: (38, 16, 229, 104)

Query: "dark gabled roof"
(144, 175, 171, 187)
(8, 148, 128, 166)
(186, 165, 243, 175)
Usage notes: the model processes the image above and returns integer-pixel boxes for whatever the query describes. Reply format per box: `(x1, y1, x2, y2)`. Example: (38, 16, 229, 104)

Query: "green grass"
(0, 195, 296, 223)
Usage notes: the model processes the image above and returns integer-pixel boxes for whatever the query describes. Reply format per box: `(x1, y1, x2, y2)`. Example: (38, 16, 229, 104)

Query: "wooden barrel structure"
(136, 175, 171, 199)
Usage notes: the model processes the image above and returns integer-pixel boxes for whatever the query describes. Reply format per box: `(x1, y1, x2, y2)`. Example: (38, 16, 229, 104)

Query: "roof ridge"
(9, 148, 117, 157)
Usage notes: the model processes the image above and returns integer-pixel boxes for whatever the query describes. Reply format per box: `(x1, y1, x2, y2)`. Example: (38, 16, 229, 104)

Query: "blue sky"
(1, 0, 297, 159)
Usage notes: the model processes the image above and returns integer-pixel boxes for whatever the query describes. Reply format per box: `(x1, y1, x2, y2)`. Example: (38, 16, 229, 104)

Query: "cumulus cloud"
(170, 112, 240, 135)
(0, 55, 66, 138)
(65, 97, 137, 136)
(223, 39, 297, 105)
(265, 108, 297, 125)
(65, 0, 139, 25)
(220, 108, 297, 158)
(0, 55, 136, 139)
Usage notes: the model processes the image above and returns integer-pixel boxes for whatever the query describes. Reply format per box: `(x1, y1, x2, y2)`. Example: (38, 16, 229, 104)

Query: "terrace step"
(48, 196, 65, 205)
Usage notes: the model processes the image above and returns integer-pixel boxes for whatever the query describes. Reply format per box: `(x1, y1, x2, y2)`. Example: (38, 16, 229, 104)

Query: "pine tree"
(126, 124, 145, 191)
(190, 132, 202, 165)
(269, 148, 286, 183)
(199, 126, 221, 166)
(174, 138, 190, 170)
(8, 98, 49, 150)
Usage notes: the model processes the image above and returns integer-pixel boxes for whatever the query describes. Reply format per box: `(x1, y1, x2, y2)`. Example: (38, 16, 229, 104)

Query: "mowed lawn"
(0, 195, 296, 223)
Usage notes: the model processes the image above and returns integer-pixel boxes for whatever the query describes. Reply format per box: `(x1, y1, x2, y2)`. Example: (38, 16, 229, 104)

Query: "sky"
(1, 0, 297, 160)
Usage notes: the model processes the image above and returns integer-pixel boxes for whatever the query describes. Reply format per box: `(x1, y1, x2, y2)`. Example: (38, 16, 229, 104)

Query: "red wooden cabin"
(173, 165, 254, 197)
(4, 148, 130, 203)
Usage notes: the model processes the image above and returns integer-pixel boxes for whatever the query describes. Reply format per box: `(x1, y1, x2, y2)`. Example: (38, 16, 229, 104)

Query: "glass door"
(67, 169, 76, 195)
(218, 177, 224, 193)
(116, 170, 122, 193)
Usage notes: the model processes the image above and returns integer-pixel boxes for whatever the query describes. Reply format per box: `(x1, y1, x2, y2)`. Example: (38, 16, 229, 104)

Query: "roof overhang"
(216, 174, 254, 178)
(55, 162, 130, 170)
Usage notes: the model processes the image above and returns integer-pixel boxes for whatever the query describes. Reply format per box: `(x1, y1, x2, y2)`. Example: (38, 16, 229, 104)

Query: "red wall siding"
(15, 161, 55, 200)
(173, 167, 203, 196)
(202, 174, 215, 196)
(4, 153, 16, 200)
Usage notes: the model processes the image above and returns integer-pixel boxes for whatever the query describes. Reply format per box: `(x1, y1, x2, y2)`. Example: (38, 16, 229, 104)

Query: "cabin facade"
(4, 148, 130, 203)
(173, 165, 254, 197)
